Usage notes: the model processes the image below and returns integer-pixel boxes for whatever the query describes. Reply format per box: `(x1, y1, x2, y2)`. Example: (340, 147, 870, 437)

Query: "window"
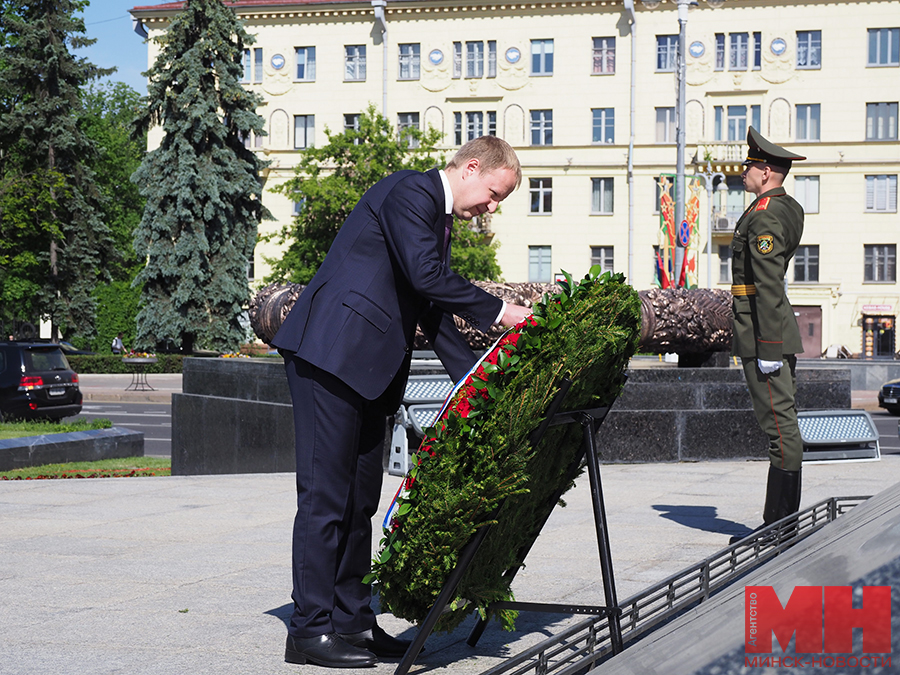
(866, 175, 898, 212)
(592, 108, 615, 144)
(866, 102, 898, 140)
(531, 110, 553, 145)
(295, 46, 316, 81)
(592, 37, 615, 74)
(656, 107, 675, 143)
(530, 178, 552, 214)
(242, 48, 263, 83)
(864, 244, 897, 282)
(729, 32, 749, 70)
(868, 28, 900, 66)
(398, 112, 420, 148)
(794, 245, 819, 282)
(531, 39, 554, 75)
(466, 41, 484, 78)
(292, 199, 305, 217)
(453, 42, 462, 79)
(454, 112, 462, 145)
(753, 32, 762, 70)
(399, 43, 420, 80)
(657, 35, 678, 71)
(796, 30, 821, 68)
(715, 34, 725, 70)
(294, 115, 314, 149)
(529, 245, 552, 282)
(718, 245, 733, 283)
(591, 246, 614, 273)
(591, 178, 614, 214)
(247, 257, 255, 280)
(466, 112, 484, 141)
(488, 41, 497, 78)
(794, 176, 820, 213)
(344, 114, 361, 133)
(345, 45, 366, 81)
(487, 111, 497, 136)
(714, 105, 758, 141)
(796, 104, 821, 141)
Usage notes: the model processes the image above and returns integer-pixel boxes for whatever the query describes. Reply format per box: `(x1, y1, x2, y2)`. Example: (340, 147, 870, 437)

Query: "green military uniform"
(730, 127, 806, 540)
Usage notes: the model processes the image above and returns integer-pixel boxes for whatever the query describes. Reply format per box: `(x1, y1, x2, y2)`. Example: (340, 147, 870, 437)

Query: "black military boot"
(730, 465, 801, 545)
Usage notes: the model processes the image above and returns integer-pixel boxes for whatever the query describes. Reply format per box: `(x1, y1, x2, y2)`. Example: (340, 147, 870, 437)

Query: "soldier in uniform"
(730, 127, 806, 544)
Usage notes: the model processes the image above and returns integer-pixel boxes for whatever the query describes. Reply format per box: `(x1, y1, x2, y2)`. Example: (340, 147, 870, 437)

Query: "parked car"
(0, 342, 83, 422)
(877, 378, 900, 416)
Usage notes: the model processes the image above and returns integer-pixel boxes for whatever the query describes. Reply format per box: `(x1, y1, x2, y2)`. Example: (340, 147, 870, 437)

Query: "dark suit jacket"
(272, 168, 503, 403)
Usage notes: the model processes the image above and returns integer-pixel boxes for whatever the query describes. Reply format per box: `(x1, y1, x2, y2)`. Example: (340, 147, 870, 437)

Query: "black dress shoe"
(340, 623, 412, 658)
(285, 633, 377, 668)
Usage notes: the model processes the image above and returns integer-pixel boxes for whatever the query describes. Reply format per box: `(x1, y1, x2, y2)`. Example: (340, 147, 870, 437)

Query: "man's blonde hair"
(446, 136, 522, 188)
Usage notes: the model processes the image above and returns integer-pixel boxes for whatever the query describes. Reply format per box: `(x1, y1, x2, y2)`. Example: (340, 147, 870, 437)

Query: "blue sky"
(75, 0, 158, 94)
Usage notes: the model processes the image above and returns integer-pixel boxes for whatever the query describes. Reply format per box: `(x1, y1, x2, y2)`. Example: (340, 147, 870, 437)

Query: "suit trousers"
(740, 355, 802, 472)
(283, 354, 388, 638)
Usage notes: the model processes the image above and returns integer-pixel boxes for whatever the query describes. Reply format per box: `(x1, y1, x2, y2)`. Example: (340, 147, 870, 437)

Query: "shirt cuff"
(494, 301, 507, 326)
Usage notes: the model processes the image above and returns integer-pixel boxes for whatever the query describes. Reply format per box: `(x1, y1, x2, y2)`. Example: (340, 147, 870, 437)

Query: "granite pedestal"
(597, 367, 852, 462)
(171, 358, 852, 475)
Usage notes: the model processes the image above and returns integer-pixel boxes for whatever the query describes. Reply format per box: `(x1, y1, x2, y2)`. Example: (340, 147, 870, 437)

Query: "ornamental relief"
(759, 39, 795, 85)
(685, 34, 797, 88)
(420, 43, 529, 93)
(262, 46, 294, 97)
(496, 46, 528, 91)
(421, 48, 452, 92)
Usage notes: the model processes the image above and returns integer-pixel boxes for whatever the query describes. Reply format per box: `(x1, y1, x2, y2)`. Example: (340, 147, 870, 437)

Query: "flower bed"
(369, 268, 641, 632)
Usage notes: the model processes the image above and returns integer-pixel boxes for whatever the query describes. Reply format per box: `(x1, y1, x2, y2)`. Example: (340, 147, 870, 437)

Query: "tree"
(80, 81, 147, 352)
(132, 0, 269, 354)
(0, 0, 115, 342)
(449, 217, 503, 281)
(267, 104, 503, 285)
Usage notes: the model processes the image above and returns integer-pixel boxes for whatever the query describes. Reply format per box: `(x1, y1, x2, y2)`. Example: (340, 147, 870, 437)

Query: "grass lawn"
(0, 456, 171, 480)
(0, 417, 112, 440)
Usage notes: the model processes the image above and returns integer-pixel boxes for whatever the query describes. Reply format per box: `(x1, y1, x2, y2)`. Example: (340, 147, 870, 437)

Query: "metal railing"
(478, 496, 869, 675)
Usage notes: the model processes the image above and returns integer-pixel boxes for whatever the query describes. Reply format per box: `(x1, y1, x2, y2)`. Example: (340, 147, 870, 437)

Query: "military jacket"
(730, 186, 804, 360)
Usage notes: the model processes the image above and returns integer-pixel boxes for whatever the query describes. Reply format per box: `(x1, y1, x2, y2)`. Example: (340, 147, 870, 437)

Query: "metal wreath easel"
(394, 378, 624, 675)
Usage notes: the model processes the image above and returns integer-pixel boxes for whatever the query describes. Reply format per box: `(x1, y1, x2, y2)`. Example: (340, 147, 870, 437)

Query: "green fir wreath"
(368, 267, 641, 633)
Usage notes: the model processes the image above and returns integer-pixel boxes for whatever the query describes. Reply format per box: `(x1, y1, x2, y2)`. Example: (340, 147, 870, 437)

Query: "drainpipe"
(624, 0, 637, 283)
(372, 0, 388, 114)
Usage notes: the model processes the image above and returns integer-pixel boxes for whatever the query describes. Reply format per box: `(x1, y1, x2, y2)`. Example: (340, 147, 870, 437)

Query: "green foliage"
(0, 456, 171, 480)
(266, 104, 447, 284)
(371, 267, 641, 631)
(0, 0, 116, 343)
(66, 353, 184, 374)
(0, 417, 112, 440)
(449, 223, 503, 281)
(89, 279, 142, 354)
(80, 82, 147, 280)
(132, 0, 270, 354)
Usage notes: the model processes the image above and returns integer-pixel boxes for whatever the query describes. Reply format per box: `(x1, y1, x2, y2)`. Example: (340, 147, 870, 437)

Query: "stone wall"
(0, 427, 144, 472)
(171, 358, 851, 475)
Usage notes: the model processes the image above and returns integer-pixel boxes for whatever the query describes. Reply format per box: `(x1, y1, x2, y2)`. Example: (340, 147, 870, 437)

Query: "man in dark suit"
(272, 136, 531, 668)
(729, 127, 806, 545)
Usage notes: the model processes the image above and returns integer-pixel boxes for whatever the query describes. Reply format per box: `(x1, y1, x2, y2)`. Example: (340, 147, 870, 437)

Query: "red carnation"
(455, 397, 472, 418)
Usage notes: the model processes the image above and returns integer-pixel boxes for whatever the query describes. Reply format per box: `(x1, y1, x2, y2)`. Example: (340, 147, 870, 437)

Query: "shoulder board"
(755, 197, 771, 211)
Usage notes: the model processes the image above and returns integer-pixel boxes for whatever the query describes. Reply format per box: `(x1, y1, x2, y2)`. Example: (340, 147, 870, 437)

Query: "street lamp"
(692, 156, 727, 288)
(642, 0, 724, 286)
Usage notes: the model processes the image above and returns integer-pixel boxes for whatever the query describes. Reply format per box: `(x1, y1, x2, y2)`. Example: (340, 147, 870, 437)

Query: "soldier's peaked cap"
(743, 126, 806, 169)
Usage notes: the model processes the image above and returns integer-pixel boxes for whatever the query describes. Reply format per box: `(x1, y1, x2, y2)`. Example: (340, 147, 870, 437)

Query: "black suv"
(0, 342, 83, 421)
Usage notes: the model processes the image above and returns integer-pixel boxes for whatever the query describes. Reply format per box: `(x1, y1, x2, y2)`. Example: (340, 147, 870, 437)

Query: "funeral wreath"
(368, 267, 641, 632)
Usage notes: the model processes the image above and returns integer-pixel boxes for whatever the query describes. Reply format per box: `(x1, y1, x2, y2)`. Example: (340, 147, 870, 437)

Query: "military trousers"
(740, 355, 802, 472)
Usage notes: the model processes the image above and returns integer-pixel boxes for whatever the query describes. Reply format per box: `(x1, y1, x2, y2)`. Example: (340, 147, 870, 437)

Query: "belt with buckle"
(731, 284, 757, 296)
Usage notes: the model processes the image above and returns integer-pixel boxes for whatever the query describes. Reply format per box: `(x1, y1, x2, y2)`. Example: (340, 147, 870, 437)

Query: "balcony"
(695, 143, 745, 167)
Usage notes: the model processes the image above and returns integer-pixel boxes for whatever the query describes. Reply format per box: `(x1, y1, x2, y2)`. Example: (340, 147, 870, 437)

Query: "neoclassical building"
(130, 0, 900, 357)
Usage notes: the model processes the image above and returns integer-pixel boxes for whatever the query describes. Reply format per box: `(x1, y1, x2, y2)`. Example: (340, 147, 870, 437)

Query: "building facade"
(131, 0, 900, 357)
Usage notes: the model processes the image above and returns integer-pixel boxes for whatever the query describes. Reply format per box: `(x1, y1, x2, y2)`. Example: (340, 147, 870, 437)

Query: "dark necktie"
(443, 214, 453, 260)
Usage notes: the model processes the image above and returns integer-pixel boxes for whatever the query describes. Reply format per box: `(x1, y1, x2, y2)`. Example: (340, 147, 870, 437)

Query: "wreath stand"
(394, 378, 624, 675)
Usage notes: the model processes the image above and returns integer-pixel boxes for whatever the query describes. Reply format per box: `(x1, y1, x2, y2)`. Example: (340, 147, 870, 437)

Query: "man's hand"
(757, 359, 783, 374)
(499, 303, 532, 327)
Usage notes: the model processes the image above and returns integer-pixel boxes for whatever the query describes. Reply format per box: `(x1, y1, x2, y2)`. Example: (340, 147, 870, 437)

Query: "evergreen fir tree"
(132, 0, 269, 354)
(0, 0, 115, 342)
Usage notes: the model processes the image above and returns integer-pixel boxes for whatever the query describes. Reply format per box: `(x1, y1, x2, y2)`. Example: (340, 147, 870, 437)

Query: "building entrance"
(862, 315, 896, 359)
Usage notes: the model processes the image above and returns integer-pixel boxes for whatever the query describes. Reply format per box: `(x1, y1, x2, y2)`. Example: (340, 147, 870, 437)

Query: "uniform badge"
(755, 197, 771, 211)
(756, 235, 774, 254)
